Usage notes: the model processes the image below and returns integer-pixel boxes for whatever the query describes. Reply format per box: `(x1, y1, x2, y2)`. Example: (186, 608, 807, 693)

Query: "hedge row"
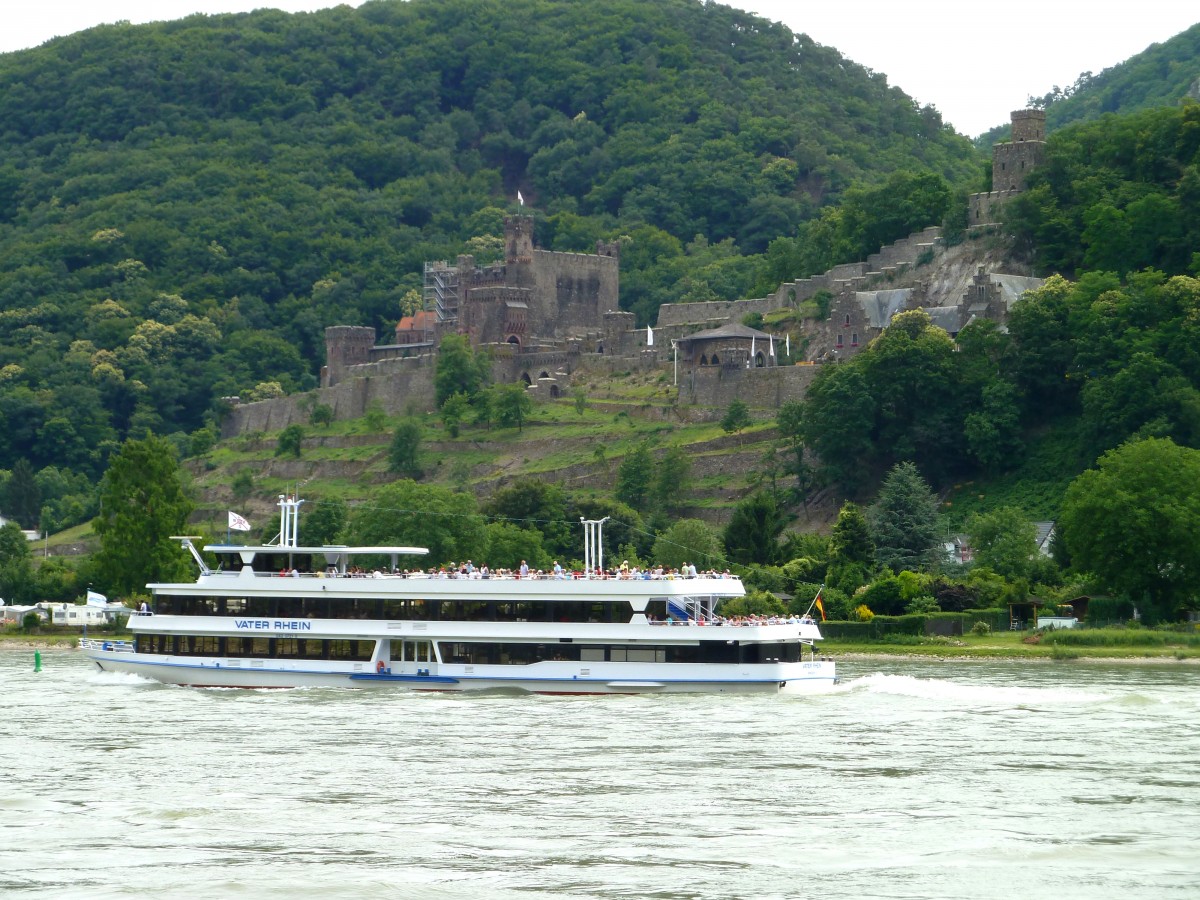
(819, 610, 1009, 639)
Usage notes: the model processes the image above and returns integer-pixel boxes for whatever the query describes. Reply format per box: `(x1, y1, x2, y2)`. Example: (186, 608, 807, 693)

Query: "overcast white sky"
(1, 1, 1195, 136)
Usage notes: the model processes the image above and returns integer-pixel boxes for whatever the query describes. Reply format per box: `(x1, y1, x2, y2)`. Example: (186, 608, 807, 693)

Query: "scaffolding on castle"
(424, 262, 460, 326)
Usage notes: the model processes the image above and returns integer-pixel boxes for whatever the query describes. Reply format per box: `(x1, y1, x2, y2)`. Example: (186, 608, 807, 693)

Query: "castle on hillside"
(227, 113, 1049, 437)
(968, 109, 1046, 228)
(322, 216, 623, 389)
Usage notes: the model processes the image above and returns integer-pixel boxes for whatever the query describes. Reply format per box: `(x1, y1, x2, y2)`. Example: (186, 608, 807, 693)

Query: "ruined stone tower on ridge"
(992, 108, 1046, 192)
(968, 108, 1047, 228)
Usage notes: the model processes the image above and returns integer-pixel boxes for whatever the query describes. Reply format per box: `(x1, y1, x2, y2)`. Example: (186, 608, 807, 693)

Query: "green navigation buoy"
(34, 649, 42, 673)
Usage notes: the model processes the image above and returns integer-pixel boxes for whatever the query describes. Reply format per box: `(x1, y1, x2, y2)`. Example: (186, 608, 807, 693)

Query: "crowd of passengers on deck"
(650, 613, 817, 627)
(273, 559, 739, 581)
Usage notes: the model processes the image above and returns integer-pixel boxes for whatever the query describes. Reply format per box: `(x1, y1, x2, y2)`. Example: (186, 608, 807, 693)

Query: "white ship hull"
(87, 647, 836, 694)
(83, 496, 836, 696)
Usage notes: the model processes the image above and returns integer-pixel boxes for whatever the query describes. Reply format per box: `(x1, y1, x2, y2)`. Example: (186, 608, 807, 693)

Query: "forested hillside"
(976, 21, 1200, 145)
(1039, 23, 1200, 130)
(0, 0, 984, 509)
(1006, 104, 1200, 277)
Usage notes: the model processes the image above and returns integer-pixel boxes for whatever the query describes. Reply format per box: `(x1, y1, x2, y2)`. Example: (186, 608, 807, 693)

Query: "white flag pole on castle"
(770, 335, 775, 358)
(517, 190, 524, 207)
(786, 333, 790, 357)
(750, 334, 756, 364)
(647, 325, 654, 347)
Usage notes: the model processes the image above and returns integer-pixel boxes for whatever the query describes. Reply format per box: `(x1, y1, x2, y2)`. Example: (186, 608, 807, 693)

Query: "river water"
(3, 649, 1198, 899)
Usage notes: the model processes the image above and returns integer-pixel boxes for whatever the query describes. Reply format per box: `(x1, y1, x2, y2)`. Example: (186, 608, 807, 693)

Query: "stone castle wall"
(531, 248, 620, 336)
(968, 190, 1021, 227)
(654, 295, 779, 327)
(222, 363, 438, 437)
(679, 363, 821, 412)
(769, 228, 942, 307)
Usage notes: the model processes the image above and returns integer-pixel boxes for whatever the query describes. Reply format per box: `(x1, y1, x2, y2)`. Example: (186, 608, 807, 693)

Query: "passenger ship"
(82, 497, 836, 694)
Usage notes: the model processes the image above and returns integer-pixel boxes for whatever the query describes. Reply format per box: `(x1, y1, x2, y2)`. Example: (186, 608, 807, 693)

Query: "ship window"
(177, 636, 220, 656)
(608, 646, 666, 663)
(393, 640, 433, 663)
(665, 645, 700, 663)
(246, 596, 275, 617)
(329, 640, 373, 661)
(223, 597, 247, 615)
(580, 647, 606, 662)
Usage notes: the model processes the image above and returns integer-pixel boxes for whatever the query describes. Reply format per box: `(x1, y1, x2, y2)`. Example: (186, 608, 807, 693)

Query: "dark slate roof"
(676, 322, 775, 344)
(925, 306, 962, 333)
(856, 289, 912, 329)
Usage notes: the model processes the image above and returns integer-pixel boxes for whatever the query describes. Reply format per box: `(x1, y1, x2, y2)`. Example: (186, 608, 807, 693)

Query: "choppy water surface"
(3, 650, 1198, 899)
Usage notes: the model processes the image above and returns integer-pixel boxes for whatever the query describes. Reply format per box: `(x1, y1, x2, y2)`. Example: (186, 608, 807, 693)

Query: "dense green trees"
(1008, 271, 1200, 456)
(300, 498, 348, 546)
(388, 420, 424, 477)
(759, 171, 955, 287)
(1037, 24, 1200, 132)
(1060, 438, 1200, 623)
(0, 522, 36, 605)
(720, 399, 752, 435)
(3, 459, 40, 528)
(800, 311, 1014, 490)
(966, 507, 1038, 582)
(650, 519, 722, 571)
(435, 336, 490, 407)
(92, 435, 193, 596)
(1007, 105, 1200, 278)
(723, 491, 785, 565)
(348, 480, 487, 565)
(275, 425, 304, 459)
(0, 0, 983, 487)
(868, 462, 941, 573)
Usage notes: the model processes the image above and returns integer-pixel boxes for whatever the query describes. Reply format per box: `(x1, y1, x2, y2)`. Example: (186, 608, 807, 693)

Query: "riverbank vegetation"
(2, 2, 1200, 635)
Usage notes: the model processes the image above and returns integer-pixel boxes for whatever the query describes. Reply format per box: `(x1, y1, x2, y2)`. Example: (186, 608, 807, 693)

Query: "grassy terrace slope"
(188, 371, 817, 534)
(0, 0, 983, 482)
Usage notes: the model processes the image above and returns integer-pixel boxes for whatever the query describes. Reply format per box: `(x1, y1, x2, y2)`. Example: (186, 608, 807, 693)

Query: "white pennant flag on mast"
(770, 335, 775, 358)
(228, 511, 252, 532)
(786, 333, 790, 357)
(647, 325, 654, 347)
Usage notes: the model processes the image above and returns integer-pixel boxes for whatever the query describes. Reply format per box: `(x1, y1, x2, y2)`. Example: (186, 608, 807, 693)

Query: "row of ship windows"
(152, 596, 639, 623)
(440, 641, 801, 665)
(136, 634, 376, 661)
(133, 635, 802, 666)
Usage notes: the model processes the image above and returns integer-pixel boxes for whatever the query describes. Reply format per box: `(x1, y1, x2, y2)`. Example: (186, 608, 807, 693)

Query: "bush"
(1042, 628, 1200, 648)
(905, 595, 941, 614)
(970, 620, 992, 636)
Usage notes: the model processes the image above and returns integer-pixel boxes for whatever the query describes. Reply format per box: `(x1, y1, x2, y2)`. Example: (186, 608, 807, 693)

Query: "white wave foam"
(84, 670, 157, 687)
(839, 672, 1111, 706)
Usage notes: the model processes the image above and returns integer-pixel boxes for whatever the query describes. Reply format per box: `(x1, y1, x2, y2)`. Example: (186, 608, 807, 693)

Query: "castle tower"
(322, 325, 376, 388)
(505, 215, 534, 263)
(992, 109, 1046, 193)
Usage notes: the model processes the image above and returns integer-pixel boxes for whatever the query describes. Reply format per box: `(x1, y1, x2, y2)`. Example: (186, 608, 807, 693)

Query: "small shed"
(675, 322, 781, 371)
